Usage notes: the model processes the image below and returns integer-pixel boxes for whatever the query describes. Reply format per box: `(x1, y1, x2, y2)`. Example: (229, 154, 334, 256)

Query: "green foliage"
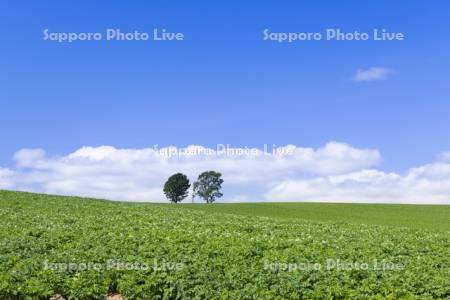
(193, 171, 224, 203)
(163, 173, 190, 203)
(0, 190, 449, 299)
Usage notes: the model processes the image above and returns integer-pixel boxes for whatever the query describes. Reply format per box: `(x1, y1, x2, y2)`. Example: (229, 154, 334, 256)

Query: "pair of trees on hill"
(163, 171, 223, 204)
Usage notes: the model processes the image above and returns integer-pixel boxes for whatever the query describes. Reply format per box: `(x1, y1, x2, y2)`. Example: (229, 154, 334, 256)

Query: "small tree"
(163, 173, 190, 203)
(193, 171, 223, 203)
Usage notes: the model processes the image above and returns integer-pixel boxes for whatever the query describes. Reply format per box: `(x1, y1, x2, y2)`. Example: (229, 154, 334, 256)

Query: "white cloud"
(352, 67, 391, 82)
(0, 168, 15, 189)
(265, 159, 450, 204)
(14, 148, 46, 168)
(1, 142, 450, 204)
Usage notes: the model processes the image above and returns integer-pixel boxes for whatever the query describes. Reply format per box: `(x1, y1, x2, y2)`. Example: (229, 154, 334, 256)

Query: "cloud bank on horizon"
(1, 142, 450, 204)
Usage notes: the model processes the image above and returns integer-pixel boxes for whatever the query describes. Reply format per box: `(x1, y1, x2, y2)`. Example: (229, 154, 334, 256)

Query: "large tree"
(163, 173, 190, 203)
(193, 171, 224, 203)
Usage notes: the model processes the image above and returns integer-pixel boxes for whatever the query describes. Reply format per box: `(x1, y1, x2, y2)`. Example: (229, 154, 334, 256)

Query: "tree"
(163, 173, 190, 203)
(193, 171, 224, 203)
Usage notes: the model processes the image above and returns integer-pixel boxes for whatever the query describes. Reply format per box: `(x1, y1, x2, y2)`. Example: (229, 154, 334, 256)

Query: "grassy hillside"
(0, 190, 449, 299)
(180, 202, 450, 231)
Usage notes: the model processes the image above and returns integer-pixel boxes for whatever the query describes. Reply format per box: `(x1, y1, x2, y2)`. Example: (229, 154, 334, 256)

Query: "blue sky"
(1, 1, 450, 203)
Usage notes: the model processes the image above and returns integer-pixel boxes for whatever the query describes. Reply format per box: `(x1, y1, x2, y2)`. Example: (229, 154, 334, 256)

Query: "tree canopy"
(193, 171, 224, 203)
(163, 173, 190, 203)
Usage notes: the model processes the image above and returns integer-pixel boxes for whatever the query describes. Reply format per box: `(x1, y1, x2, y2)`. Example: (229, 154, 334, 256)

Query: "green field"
(0, 190, 449, 299)
(180, 202, 450, 231)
